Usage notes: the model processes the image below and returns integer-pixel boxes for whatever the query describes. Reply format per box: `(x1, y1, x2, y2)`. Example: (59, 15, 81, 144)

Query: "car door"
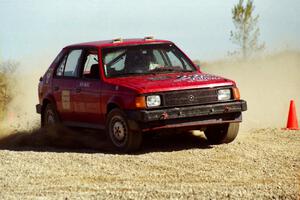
(72, 48, 103, 126)
(52, 48, 83, 122)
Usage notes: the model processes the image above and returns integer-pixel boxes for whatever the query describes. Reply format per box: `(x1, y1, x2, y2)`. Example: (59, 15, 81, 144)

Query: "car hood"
(105, 72, 235, 94)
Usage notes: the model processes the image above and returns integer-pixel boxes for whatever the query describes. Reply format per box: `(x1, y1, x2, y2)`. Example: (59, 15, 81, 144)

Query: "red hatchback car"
(36, 37, 247, 152)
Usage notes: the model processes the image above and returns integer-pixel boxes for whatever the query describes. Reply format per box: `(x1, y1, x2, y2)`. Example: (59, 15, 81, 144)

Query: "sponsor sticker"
(175, 74, 221, 82)
(79, 82, 90, 88)
(61, 90, 70, 110)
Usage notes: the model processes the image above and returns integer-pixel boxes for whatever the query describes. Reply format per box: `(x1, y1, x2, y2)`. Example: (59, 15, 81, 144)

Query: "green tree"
(230, 0, 265, 59)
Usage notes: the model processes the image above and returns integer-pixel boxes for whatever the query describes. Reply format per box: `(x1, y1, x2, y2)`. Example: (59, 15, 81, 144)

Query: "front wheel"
(204, 123, 239, 144)
(106, 108, 142, 153)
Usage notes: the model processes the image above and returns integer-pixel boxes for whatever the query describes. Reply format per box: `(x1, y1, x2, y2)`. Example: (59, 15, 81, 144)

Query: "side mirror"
(39, 76, 43, 82)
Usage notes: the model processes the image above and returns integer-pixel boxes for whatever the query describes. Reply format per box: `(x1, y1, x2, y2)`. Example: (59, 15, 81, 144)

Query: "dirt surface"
(0, 128, 299, 199)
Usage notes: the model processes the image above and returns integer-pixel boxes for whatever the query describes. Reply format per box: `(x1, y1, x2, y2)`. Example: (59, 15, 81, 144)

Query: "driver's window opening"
(82, 50, 100, 80)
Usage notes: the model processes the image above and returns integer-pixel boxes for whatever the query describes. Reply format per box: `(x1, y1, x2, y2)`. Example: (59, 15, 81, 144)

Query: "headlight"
(146, 95, 161, 107)
(217, 89, 231, 101)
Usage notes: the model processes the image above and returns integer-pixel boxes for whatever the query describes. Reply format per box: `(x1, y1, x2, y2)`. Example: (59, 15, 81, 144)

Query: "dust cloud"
(202, 51, 300, 131)
(0, 51, 59, 134)
(0, 71, 42, 133)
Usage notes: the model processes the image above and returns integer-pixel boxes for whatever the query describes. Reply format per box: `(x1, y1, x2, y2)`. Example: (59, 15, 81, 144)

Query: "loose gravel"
(0, 128, 299, 199)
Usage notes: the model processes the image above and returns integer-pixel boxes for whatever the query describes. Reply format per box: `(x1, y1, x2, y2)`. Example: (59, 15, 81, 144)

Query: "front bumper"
(126, 100, 247, 131)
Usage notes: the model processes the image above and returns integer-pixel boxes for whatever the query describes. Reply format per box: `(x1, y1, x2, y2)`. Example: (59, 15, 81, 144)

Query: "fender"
(42, 93, 56, 107)
(106, 95, 125, 114)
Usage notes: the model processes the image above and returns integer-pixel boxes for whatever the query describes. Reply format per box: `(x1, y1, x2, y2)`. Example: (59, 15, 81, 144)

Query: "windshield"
(102, 43, 196, 78)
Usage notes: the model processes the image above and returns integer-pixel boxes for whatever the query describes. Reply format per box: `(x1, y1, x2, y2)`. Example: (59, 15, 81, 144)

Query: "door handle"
(75, 87, 81, 93)
(54, 86, 59, 91)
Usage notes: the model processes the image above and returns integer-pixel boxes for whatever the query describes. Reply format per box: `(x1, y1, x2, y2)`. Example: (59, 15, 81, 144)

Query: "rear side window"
(64, 49, 82, 77)
(56, 49, 83, 77)
(56, 56, 67, 76)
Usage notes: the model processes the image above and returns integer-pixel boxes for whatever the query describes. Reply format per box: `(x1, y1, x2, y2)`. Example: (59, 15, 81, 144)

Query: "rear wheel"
(106, 108, 142, 153)
(42, 103, 60, 127)
(204, 123, 239, 144)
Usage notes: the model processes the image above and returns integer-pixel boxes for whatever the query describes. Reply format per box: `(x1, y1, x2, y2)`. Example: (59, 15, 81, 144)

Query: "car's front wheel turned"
(42, 104, 60, 127)
(204, 123, 239, 144)
(106, 108, 142, 153)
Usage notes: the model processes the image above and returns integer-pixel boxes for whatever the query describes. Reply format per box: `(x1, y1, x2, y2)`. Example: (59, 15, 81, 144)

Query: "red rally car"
(36, 37, 247, 152)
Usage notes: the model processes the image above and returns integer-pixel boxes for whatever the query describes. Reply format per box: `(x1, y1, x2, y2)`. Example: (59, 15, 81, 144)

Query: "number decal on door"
(62, 90, 70, 110)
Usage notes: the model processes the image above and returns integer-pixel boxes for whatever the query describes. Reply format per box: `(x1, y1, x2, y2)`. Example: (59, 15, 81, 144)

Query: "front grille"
(163, 88, 220, 107)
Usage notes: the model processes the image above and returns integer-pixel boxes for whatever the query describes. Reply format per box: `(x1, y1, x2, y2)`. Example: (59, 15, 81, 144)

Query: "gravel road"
(0, 128, 299, 199)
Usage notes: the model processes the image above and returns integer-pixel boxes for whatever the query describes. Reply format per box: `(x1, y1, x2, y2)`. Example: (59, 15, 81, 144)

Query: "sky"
(0, 0, 299, 67)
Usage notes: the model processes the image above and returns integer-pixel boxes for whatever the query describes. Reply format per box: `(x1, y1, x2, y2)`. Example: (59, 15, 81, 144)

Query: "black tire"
(106, 108, 142, 153)
(42, 103, 60, 127)
(204, 123, 239, 144)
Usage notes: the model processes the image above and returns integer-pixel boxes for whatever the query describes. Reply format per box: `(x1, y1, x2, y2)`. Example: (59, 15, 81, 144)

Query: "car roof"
(65, 38, 172, 49)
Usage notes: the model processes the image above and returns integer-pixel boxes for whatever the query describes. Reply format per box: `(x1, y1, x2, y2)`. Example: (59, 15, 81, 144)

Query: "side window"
(82, 50, 100, 79)
(56, 55, 67, 76)
(64, 49, 83, 77)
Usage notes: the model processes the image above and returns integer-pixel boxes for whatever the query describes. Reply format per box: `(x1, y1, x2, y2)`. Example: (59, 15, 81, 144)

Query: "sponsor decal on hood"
(175, 74, 222, 82)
